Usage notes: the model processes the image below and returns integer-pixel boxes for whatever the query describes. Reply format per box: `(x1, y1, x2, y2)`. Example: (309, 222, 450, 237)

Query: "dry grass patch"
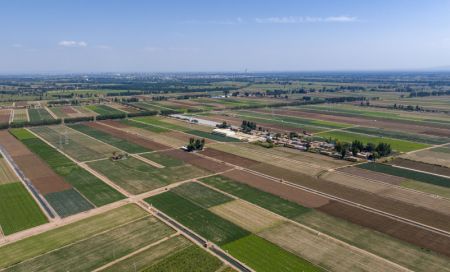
(209, 199, 284, 233)
(0, 158, 18, 184)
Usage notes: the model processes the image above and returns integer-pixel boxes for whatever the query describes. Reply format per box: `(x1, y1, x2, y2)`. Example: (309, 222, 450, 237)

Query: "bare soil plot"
(259, 222, 406, 272)
(0, 109, 11, 124)
(338, 166, 406, 185)
(318, 201, 450, 257)
(93, 121, 169, 150)
(390, 157, 450, 176)
(163, 149, 232, 173)
(209, 199, 284, 232)
(222, 169, 330, 208)
(0, 131, 72, 195)
(73, 106, 98, 116)
(108, 103, 141, 113)
(201, 148, 260, 168)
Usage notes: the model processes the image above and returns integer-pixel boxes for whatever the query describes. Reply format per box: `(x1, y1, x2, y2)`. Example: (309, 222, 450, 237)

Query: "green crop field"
(358, 163, 450, 188)
(88, 156, 208, 195)
(316, 130, 429, 152)
(85, 104, 124, 115)
(120, 119, 170, 133)
(223, 235, 322, 272)
(141, 152, 184, 167)
(12, 109, 28, 123)
(0, 204, 147, 268)
(69, 124, 150, 153)
(132, 116, 188, 131)
(142, 245, 223, 272)
(201, 175, 311, 218)
(28, 108, 54, 122)
(0, 182, 48, 235)
(344, 126, 450, 145)
(44, 189, 94, 218)
(102, 236, 191, 272)
(10, 129, 124, 207)
(30, 126, 118, 161)
(146, 191, 249, 245)
(171, 182, 233, 208)
(3, 216, 173, 272)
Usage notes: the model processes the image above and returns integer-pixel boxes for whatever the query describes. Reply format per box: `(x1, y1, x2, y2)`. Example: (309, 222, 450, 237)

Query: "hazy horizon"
(2, 0, 450, 73)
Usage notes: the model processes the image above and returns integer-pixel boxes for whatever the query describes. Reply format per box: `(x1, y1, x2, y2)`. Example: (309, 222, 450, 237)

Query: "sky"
(1, 0, 450, 73)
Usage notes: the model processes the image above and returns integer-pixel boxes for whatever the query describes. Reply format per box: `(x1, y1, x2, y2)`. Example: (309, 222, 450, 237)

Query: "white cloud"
(11, 43, 23, 48)
(255, 16, 357, 24)
(95, 45, 111, 49)
(58, 40, 88, 47)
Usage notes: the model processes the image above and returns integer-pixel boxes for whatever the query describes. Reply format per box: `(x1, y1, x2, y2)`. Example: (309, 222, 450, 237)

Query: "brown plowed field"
(255, 108, 450, 137)
(0, 109, 10, 124)
(61, 106, 78, 114)
(222, 169, 330, 208)
(99, 119, 131, 129)
(248, 162, 450, 232)
(0, 131, 72, 194)
(201, 148, 260, 168)
(89, 121, 169, 150)
(162, 149, 232, 173)
(389, 158, 450, 177)
(337, 166, 406, 185)
(318, 201, 450, 257)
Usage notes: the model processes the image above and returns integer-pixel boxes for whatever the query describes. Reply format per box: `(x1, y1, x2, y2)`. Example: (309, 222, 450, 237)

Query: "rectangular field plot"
(120, 119, 170, 133)
(200, 175, 312, 218)
(44, 188, 94, 218)
(12, 108, 28, 123)
(316, 130, 429, 152)
(0, 204, 147, 268)
(30, 125, 118, 161)
(258, 222, 405, 272)
(0, 158, 18, 184)
(0, 109, 11, 124)
(88, 156, 208, 195)
(145, 191, 249, 245)
(28, 108, 54, 122)
(210, 199, 284, 232)
(0, 182, 48, 235)
(2, 216, 174, 272)
(12, 129, 124, 209)
(402, 147, 450, 168)
(358, 163, 450, 188)
(85, 104, 124, 115)
(69, 123, 150, 153)
(171, 182, 233, 208)
(222, 234, 322, 272)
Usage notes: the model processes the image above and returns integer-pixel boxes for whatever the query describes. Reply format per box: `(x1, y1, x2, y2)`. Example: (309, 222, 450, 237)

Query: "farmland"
(85, 104, 124, 116)
(1, 72, 450, 271)
(28, 108, 54, 122)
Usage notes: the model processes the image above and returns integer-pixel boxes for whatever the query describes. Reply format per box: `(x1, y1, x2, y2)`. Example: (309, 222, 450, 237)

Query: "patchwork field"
(401, 146, 450, 168)
(202, 174, 450, 271)
(0, 109, 11, 124)
(30, 125, 118, 162)
(69, 123, 150, 153)
(10, 128, 124, 215)
(0, 205, 222, 272)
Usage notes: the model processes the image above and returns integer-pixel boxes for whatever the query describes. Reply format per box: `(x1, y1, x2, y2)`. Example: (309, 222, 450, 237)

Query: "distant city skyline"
(1, 0, 450, 73)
